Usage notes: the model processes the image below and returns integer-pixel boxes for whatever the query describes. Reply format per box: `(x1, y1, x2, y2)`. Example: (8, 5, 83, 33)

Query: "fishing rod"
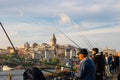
(82, 32, 103, 50)
(82, 32, 94, 48)
(40, 61, 75, 70)
(0, 22, 77, 77)
(94, 42, 102, 51)
(82, 32, 103, 51)
(0, 22, 26, 70)
(80, 32, 94, 49)
(56, 27, 81, 48)
(79, 34, 92, 50)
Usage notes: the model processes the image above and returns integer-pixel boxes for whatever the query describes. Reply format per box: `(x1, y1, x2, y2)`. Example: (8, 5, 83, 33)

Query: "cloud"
(0, 22, 57, 48)
(18, 9, 24, 17)
(58, 13, 71, 24)
(0, 0, 120, 21)
(73, 23, 79, 30)
(56, 24, 120, 50)
(0, 0, 120, 51)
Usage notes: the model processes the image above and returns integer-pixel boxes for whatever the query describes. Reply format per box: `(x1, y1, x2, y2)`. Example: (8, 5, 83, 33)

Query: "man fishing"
(76, 49, 96, 80)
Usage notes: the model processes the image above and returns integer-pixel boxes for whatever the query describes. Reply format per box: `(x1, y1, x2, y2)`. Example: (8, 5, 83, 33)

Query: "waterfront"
(0, 68, 74, 80)
(0, 70, 24, 80)
(0, 69, 58, 80)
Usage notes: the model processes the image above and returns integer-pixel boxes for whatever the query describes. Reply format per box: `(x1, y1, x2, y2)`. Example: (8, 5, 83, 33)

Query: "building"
(29, 51, 44, 60)
(102, 48, 117, 55)
(45, 50, 56, 62)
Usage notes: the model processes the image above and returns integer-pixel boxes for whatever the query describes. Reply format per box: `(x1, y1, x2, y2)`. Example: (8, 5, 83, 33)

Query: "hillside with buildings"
(0, 34, 119, 66)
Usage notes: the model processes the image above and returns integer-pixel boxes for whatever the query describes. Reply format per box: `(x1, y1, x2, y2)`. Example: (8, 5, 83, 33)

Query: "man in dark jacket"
(92, 48, 105, 80)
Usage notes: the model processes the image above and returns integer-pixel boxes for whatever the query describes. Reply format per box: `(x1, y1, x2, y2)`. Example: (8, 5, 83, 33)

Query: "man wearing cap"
(76, 49, 96, 80)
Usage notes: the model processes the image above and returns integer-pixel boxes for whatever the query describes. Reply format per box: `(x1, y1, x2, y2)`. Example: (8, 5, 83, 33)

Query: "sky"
(0, 0, 120, 51)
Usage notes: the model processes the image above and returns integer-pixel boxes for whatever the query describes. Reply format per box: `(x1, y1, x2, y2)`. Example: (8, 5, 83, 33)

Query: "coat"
(76, 57, 96, 80)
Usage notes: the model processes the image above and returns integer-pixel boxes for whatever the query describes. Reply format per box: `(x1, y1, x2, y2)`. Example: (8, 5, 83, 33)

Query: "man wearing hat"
(76, 49, 96, 80)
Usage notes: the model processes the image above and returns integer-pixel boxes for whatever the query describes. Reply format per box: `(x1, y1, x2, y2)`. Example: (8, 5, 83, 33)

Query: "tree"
(50, 57, 60, 64)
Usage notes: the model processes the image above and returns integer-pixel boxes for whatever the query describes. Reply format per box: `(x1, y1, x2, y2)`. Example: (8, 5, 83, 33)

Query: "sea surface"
(0, 69, 69, 80)
(0, 69, 56, 80)
(0, 70, 24, 80)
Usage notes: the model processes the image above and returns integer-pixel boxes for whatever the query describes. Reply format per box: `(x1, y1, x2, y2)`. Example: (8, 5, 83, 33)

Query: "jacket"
(92, 53, 105, 73)
(76, 57, 96, 80)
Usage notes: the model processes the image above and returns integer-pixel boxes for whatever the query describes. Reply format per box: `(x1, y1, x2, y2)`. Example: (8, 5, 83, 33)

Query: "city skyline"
(0, 0, 120, 51)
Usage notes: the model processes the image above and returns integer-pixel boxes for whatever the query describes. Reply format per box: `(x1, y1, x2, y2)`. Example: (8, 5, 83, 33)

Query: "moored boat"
(2, 65, 14, 71)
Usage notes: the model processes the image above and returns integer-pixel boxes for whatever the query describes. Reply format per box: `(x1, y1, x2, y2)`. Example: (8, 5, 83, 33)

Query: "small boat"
(2, 65, 14, 71)
(15, 65, 23, 70)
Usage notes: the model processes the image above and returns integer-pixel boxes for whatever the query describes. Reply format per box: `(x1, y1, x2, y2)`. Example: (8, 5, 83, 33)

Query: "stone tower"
(50, 34, 56, 48)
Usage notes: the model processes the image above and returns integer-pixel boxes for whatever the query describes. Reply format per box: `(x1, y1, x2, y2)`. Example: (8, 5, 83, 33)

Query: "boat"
(2, 65, 14, 71)
(15, 65, 23, 70)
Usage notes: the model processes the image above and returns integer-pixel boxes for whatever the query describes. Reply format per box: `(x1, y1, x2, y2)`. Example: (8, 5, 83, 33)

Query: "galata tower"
(50, 33, 56, 48)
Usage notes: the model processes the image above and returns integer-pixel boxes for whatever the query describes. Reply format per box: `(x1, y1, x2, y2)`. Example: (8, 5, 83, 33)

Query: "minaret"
(50, 34, 56, 48)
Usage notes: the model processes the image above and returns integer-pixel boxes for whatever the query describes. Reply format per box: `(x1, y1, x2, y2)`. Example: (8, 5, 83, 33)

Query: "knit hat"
(77, 49, 88, 55)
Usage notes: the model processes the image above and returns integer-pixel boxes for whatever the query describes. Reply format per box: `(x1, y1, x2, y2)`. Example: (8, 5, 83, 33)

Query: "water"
(0, 70, 24, 80)
(0, 69, 55, 80)
(0, 69, 71, 80)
